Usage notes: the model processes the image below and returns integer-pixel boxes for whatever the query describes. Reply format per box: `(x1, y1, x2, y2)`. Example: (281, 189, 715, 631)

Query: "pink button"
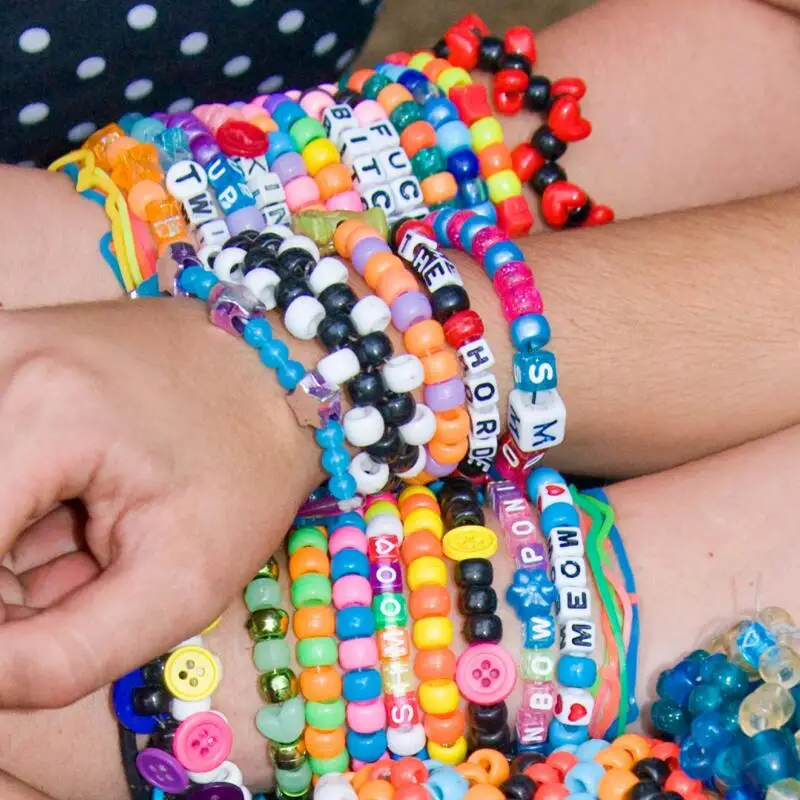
(328, 525, 367, 556)
(455, 643, 517, 705)
(173, 711, 233, 773)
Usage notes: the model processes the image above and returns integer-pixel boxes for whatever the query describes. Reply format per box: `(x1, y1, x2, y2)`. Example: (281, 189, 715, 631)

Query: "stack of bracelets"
(52, 10, 794, 800)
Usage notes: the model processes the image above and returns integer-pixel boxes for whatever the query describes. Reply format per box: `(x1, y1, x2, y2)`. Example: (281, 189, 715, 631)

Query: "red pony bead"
(541, 181, 589, 228)
(390, 756, 428, 787)
(452, 13, 491, 38)
(496, 196, 534, 238)
(493, 88, 525, 116)
(511, 143, 546, 183)
(393, 218, 434, 248)
(548, 95, 592, 142)
(534, 785, 570, 800)
(493, 68, 528, 116)
(551, 77, 587, 101)
(444, 27, 480, 71)
(584, 204, 615, 226)
(443, 309, 484, 349)
(504, 25, 537, 63)
(449, 84, 492, 127)
(385, 51, 412, 66)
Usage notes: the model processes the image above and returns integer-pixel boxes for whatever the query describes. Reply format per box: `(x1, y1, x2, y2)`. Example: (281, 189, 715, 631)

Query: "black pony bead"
(276, 248, 316, 281)
(463, 613, 503, 643)
(347, 370, 386, 407)
(468, 700, 508, 732)
(431, 284, 470, 324)
(432, 38, 450, 59)
(455, 558, 493, 587)
(318, 314, 359, 352)
(499, 52, 531, 75)
(500, 775, 537, 800)
(132, 685, 172, 716)
(531, 162, 567, 195)
(565, 200, 592, 229)
(243, 245, 278, 275)
(252, 231, 284, 256)
(354, 331, 393, 369)
(365, 425, 402, 464)
(511, 752, 546, 774)
(459, 585, 498, 615)
(148, 719, 180, 751)
(469, 725, 513, 754)
(456, 457, 488, 479)
(334, 88, 363, 108)
(439, 478, 478, 508)
(524, 75, 552, 112)
(140, 656, 166, 685)
(478, 36, 505, 72)
(318, 282, 358, 316)
(532, 126, 567, 161)
(443, 499, 485, 529)
(275, 277, 312, 312)
(392, 443, 420, 473)
(378, 392, 416, 427)
(223, 230, 259, 251)
(628, 782, 662, 800)
(633, 759, 671, 786)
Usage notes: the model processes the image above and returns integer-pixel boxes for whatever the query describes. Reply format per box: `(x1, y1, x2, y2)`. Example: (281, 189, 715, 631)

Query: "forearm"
(0, 772, 54, 800)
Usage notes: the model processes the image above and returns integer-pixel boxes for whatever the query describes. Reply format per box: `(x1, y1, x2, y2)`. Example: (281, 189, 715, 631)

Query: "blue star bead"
(506, 568, 558, 620)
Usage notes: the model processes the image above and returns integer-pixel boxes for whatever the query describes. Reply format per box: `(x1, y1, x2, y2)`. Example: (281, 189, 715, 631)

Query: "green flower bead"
(411, 147, 446, 181)
(291, 573, 332, 608)
(362, 73, 392, 100)
(309, 750, 349, 776)
(259, 667, 299, 703)
(288, 527, 327, 555)
(256, 556, 280, 580)
(257, 695, 306, 743)
(254, 639, 291, 672)
(290, 117, 326, 152)
(276, 762, 313, 794)
(305, 698, 346, 730)
(372, 592, 408, 628)
(245, 577, 282, 611)
(296, 636, 337, 668)
(389, 101, 423, 133)
(248, 608, 290, 641)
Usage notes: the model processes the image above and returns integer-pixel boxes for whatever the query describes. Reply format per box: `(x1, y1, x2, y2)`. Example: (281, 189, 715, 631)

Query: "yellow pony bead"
(437, 67, 472, 94)
(408, 52, 435, 72)
(398, 485, 436, 505)
(407, 555, 447, 590)
(470, 117, 504, 152)
(419, 678, 460, 714)
(428, 736, 468, 766)
(404, 507, 444, 539)
(365, 500, 400, 521)
(413, 615, 454, 649)
(302, 137, 339, 177)
(487, 170, 523, 204)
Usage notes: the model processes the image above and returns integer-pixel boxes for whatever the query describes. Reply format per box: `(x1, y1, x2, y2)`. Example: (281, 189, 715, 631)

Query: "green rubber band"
(287, 527, 327, 555)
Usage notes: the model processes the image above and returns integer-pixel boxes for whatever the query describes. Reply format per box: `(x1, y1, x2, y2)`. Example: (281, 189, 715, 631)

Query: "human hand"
(0, 299, 319, 708)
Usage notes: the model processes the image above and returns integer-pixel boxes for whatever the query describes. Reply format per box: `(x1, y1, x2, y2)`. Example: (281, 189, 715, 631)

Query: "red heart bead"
(551, 77, 587, 101)
(453, 13, 490, 38)
(568, 704, 588, 722)
(504, 25, 537, 63)
(548, 95, 592, 143)
(511, 143, 545, 182)
(444, 27, 480, 71)
(542, 181, 589, 228)
(584, 204, 615, 226)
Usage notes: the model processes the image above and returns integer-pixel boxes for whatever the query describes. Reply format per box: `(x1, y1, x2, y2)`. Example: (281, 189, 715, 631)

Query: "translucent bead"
(778, 628, 800, 655)
(738, 683, 796, 736)
(760, 645, 800, 688)
(767, 778, 800, 800)
(758, 607, 795, 635)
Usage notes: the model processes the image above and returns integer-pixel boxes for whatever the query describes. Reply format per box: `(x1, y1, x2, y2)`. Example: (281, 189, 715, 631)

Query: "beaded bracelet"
(245, 555, 311, 799)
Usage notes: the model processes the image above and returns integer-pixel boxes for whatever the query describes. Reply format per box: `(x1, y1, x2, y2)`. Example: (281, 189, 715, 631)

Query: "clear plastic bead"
(758, 607, 795, 635)
(766, 778, 800, 800)
(778, 628, 800, 655)
(759, 645, 800, 688)
(738, 683, 795, 736)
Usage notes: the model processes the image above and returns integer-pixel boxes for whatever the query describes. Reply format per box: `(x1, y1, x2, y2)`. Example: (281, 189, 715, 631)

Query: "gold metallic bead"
(247, 608, 289, 641)
(259, 667, 299, 703)
(256, 556, 280, 581)
(269, 738, 308, 770)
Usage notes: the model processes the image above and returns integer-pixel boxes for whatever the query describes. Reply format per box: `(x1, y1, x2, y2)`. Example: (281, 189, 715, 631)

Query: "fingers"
(18, 551, 100, 608)
(10, 503, 86, 574)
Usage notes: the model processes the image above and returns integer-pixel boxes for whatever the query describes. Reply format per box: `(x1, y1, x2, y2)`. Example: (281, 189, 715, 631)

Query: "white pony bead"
(349, 452, 390, 495)
(351, 295, 392, 335)
(278, 234, 320, 262)
(382, 354, 424, 393)
(212, 247, 247, 282)
(343, 406, 385, 447)
(308, 257, 349, 296)
(398, 403, 436, 446)
(317, 348, 360, 387)
(396, 444, 426, 479)
(285, 295, 326, 340)
(242, 268, 280, 310)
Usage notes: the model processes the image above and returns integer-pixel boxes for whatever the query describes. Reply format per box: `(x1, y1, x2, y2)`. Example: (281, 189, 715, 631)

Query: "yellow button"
(201, 616, 223, 635)
(164, 644, 221, 701)
(442, 525, 498, 561)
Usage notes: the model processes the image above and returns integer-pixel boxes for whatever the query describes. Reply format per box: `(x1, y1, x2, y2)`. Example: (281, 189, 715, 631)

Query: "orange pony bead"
(409, 585, 451, 619)
(348, 69, 375, 92)
(358, 780, 394, 800)
(427, 436, 469, 465)
(105, 135, 138, 168)
(597, 769, 639, 800)
(420, 350, 460, 385)
(468, 749, 510, 787)
(299, 665, 341, 702)
(398, 493, 440, 519)
(421, 172, 458, 206)
(333, 219, 367, 256)
(127, 180, 167, 220)
(664, 770, 703, 798)
(612, 734, 650, 763)
(293, 606, 335, 638)
(478, 143, 513, 178)
(422, 58, 452, 81)
(594, 747, 634, 770)
(377, 84, 414, 114)
(304, 726, 345, 759)
(399, 121, 438, 158)
(648, 741, 680, 769)
(289, 546, 330, 580)
(456, 763, 490, 785)
(316, 163, 354, 200)
(423, 709, 465, 745)
(364, 252, 404, 290)
(404, 319, 445, 358)
(376, 266, 418, 305)
(414, 647, 456, 681)
(464, 787, 504, 800)
(434, 408, 471, 444)
(352, 765, 375, 792)
(401, 530, 443, 564)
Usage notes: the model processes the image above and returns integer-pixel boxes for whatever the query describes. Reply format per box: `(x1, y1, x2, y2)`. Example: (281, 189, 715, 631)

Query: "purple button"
(136, 748, 189, 793)
(188, 783, 245, 800)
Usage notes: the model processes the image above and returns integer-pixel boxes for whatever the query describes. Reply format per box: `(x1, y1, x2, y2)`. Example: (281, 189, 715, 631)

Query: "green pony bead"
(259, 667, 299, 703)
(248, 608, 290, 641)
(276, 762, 313, 794)
(255, 556, 280, 580)
(372, 592, 408, 628)
(288, 527, 327, 555)
(362, 72, 392, 100)
(309, 750, 350, 776)
(291, 573, 332, 608)
(290, 117, 326, 152)
(389, 101, 423, 134)
(296, 636, 337, 668)
(411, 147, 447, 182)
(253, 638, 291, 672)
(305, 698, 346, 730)
(245, 577, 282, 612)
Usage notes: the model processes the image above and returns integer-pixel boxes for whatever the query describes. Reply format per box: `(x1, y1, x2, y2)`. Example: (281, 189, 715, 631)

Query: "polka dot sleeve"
(0, 0, 381, 165)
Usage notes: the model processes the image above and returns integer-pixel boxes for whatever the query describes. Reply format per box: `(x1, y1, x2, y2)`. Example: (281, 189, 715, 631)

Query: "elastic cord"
(117, 725, 150, 800)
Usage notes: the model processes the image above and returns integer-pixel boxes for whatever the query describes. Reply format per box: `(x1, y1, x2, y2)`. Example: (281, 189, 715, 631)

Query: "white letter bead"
(349, 451, 390, 495)
(351, 295, 392, 335)
(262, 201, 291, 227)
(386, 722, 426, 756)
(382, 354, 425, 393)
(398, 229, 438, 263)
(340, 128, 379, 165)
(551, 556, 587, 589)
(278, 234, 320, 262)
(398, 403, 436, 446)
(466, 433, 498, 470)
(458, 338, 495, 375)
(557, 587, 592, 620)
(317, 347, 360, 387)
(242, 267, 280, 310)
(166, 159, 208, 200)
(554, 688, 593, 727)
(343, 405, 385, 447)
(183, 191, 221, 227)
(404, 205, 430, 221)
(251, 171, 285, 209)
(464, 372, 499, 410)
(171, 696, 212, 721)
(548, 526, 585, 558)
(314, 774, 359, 800)
(396, 444, 427, 479)
(366, 512, 404, 540)
(260, 223, 294, 241)
(468, 402, 501, 440)
(507, 388, 567, 453)
(560, 620, 597, 655)
(419, 254, 463, 293)
(197, 218, 230, 249)
(285, 295, 325, 340)
(389, 176, 423, 216)
(362, 184, 397, 219)
(379, 147, 412, 180)
(309, 257, 350, 295)
(367, 120, 401, 149)
(188, 760, 244, 786)
(213, 247, 247, 282)
(352, 153, 387, 190)
(322, 104, 358, 149)
(537, 480, 573, 512)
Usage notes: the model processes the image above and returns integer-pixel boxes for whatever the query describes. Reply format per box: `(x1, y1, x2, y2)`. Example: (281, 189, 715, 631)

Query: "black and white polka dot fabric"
(1, 0, 382, 165)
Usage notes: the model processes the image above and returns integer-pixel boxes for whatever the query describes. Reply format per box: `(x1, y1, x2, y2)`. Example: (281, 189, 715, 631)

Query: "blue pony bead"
(691, 711, 733, 752)
(335, 606, 375, 640)
(328, 471, 357, 501)
(573, 739, 610, 762)
(113, 668, 165, 734)
(458, 216, 491, 252)
(243, 317, 274, 349)
(346, 729, 387, 763)
(425, 766, 468, 800)
(342, 668, 381, 702)
(548, 720, 589, 748)
(679, 736, 715, 781)
(432, 207, 457, 247)
(315, 421, 345, 449)
(331, 549, 370, 581)
(688, 683, 724, 715)
(742, 728, 800, 788)
(266, 131, 296, 165)
(277, 360, 305, 391)
(259, 338, 289, 369)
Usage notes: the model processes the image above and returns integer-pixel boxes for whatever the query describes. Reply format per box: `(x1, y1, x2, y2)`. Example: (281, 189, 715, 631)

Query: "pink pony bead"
(493, 261, 534, 296)
(328, 525, 368, 556)
(300, 89, 336, 120)
(240, 103, 266, 120)
(285, 89, 302, 101)
(445, 210, 474, 251)
(470, 225, 506, 262)
(251, 94, 268, 105)
(332, 575, 371, 609)
(502, 285, 543, 321)
(339, 636, 379, 671)
(320, 83, 338, 95)
(285, 175, 321, 212)
(354, 99, 388, 126)
(325, 190, 363, 212)
(346, 698, 387, 733)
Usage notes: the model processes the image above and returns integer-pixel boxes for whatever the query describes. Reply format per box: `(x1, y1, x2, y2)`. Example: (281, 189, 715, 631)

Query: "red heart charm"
(551, 77, 587, 101)
(548, 96, 592, 142)
(584, 204, 615, 226)
(568, 704, 588, 722)
(542, 181, 589, 228)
